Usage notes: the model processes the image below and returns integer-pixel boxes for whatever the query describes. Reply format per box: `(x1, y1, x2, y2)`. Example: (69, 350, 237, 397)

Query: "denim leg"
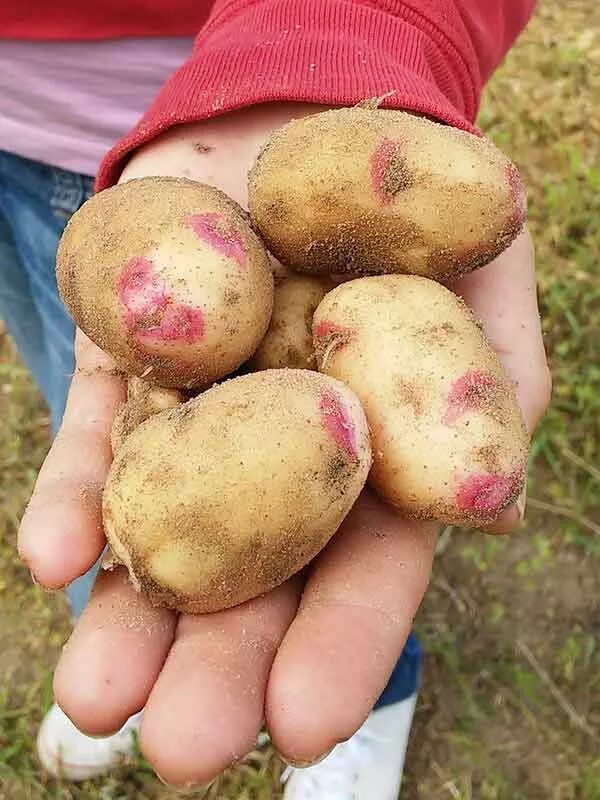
(0, 154, 84, 434)
(0, 151, 96, 616)
(374, 633, 422, 708)
(0, 212, 49, 390)
(65, 558, 104, 618)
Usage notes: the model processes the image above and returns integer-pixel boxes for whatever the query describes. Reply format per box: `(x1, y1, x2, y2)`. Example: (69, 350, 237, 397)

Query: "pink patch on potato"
(320, 389, 359, 460)
(314, 320, 350, 340)
(456, 472, 518, 518)
(505, 163, 527, 229)
(118, 257, 167, 322)
(370, 138, 411, 205)
(118, 256, 204, 345)
(187, 212, 247, 269)
(443, 370, 496, 425)
(136, 303, 205, 344)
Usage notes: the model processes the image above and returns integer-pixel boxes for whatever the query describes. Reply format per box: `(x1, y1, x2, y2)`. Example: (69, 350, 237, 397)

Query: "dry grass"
(0, 1, 599, 797)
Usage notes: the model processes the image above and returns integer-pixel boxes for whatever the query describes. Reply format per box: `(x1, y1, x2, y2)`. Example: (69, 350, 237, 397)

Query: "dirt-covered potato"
(313, 276, 529, 526)
(248, 108, 527, 281)
(111, 377, 184, 454)
(57, 177, 274, 388)
(249, 274, 332, 370)
(103, 370, 371, 613)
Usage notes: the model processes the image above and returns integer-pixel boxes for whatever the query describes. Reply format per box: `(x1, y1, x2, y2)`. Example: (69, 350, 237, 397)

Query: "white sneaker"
(282, 694, 417, 800)
(37, 703, 141, 780)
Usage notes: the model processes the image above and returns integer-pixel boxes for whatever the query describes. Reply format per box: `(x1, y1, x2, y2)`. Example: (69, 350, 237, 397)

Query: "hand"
(18, 104, 551, 785)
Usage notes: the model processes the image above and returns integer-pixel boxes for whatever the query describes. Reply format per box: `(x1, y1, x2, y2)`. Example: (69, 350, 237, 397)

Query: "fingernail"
(516, 484, 527, 522)
(279, 747, 334, 768)
(155, 774, 185, 789)
(29, 571, 58, 593)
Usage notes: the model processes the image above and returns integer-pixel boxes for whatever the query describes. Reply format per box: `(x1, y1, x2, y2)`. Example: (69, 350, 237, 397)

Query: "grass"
(1, 1, 599, 797)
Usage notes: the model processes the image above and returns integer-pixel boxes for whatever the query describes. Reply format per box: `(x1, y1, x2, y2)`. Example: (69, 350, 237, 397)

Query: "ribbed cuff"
(97, 0, 481, 190)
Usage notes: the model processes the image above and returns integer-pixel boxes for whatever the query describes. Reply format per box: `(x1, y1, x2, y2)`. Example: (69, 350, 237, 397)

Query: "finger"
(485, 483, 526, 535)
(452, 228, 551, 433)
(266, 491, 437, 763)
(140, 579, 300, 787)
(54, 567, 176, 735)
(18, 332, 125, 588)
(452, 229, 551, 534)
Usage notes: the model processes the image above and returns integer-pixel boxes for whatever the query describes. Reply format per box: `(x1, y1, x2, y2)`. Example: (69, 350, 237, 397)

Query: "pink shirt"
(0, 38, 194, 176)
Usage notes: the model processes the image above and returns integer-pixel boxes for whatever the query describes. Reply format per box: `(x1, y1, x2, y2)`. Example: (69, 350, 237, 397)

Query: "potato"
(103, 370, 371, 613)
(248, 108, 526, 281)
(249, 274, 332, 370)
(313, 276, 529, 526)
(57, 177, 274, 388)
(111, 377, 184, 453)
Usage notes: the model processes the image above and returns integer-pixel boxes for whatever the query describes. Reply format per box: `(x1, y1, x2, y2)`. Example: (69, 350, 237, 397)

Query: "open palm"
(18, 105, 550, 786)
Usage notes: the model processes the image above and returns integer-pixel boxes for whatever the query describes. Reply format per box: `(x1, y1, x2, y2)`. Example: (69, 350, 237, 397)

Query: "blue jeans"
(0, 150, 99, 615)
(0, 148, 421, 707)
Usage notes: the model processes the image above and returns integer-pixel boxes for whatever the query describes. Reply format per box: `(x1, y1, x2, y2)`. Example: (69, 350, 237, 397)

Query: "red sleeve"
(96, 0, 535, 189)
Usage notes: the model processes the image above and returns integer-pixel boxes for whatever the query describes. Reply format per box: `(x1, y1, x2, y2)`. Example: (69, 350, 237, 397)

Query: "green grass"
(1, 1, 599, 797)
